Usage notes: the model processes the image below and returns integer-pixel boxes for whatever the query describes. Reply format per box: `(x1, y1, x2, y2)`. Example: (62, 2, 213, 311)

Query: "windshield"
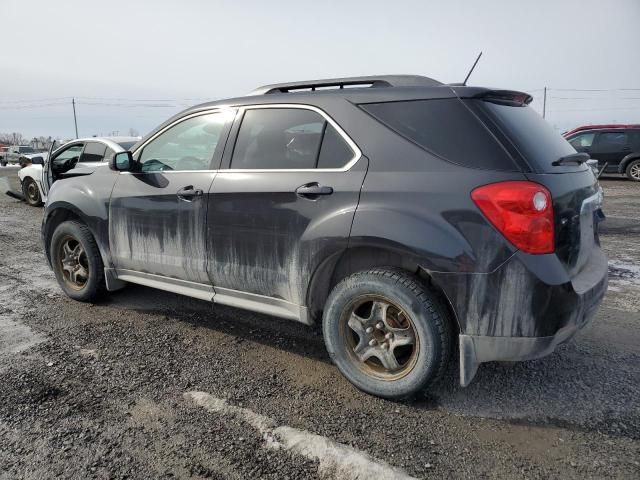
(19, 146, 35, 153)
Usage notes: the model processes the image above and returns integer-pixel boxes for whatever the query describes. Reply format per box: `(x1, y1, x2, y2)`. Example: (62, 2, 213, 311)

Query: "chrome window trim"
(124, 103, 361, 175)
(119, 169, 218, 175)
(226, 104, 362, 173)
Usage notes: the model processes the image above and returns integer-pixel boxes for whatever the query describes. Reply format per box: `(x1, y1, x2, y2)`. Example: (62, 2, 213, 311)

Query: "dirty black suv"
(42, 75, 608, 399)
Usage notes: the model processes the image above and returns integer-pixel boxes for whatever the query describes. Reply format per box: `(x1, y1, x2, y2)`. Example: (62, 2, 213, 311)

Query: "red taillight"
(471, 181, 554, 254)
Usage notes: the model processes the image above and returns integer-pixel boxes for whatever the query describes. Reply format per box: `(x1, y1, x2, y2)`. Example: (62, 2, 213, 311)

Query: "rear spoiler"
(474, 90, 533, 106)
(449, 86, 533, 106)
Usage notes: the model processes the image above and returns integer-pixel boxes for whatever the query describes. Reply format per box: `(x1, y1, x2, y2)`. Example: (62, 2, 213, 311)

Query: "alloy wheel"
(342, 296, 419, 381)
(26, 180, 40, 203)
(630, 163, 640, 181)
(58, 236, 89, 290)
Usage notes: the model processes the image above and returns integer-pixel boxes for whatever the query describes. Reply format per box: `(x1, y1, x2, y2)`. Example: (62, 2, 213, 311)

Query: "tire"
(323, 268, 452, 399)
(50, 220, 106, 302)
(22, 177, 43, 206)
(625, 159, 640, 182)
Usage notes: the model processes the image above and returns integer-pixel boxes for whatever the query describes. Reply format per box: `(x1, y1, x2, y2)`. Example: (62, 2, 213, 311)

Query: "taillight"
(471, 181, 554, 254)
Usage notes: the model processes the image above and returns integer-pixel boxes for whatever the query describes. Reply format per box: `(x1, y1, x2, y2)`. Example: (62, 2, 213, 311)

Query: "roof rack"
(249, 75, 442, 95)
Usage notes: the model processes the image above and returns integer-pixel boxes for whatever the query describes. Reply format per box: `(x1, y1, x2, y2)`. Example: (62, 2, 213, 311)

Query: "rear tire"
(625, 159, 640, 182)
(22, 177, 43, 206)
(322, 268, 452, 399)
(50, 221, 106, 302)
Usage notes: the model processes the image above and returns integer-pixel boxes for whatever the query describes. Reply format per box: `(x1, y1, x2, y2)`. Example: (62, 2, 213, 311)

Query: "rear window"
(360, 98, 517, 171)
(477, 100, 579, 172)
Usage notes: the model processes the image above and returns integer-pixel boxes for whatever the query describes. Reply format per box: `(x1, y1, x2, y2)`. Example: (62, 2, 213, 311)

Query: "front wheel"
(50, 221, 106, 301)
(625, 159, 640, 182)
(323, 268, 452, 399)
(22, 177, 42, 206)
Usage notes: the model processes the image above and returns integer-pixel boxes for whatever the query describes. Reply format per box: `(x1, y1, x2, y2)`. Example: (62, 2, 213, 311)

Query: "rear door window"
(79, 142, 107, 163)
(231, 107, 355, 170)
(360, 99, 518, 171)
(595, 131, 628, 148)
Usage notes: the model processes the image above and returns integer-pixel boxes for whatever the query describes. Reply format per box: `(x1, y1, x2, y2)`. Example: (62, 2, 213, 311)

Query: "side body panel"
(109, 171, 216, 284)
(207, 159, 368, 307)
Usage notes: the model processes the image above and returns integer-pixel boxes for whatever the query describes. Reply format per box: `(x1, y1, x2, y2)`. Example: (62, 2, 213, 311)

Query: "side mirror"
(31, 157, 44, 165)
(110, 151, 134, 171)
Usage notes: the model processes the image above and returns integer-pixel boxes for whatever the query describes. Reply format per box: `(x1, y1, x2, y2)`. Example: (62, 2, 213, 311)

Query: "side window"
(104, 147, 115, 162)
(362, 99, 517, 171)
(231, 108, 355, 169)
(79, 142, 107, 163)
(597, 132, 628, 147)
(568, 132, 595, 148)
(139, 112, 227, 172)
(317, 124, 354, 168)
(53, 144, 84, 162)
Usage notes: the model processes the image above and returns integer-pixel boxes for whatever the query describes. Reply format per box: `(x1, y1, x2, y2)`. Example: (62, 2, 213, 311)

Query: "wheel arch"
(618, 153, 640, 173)
(305, 243, 460, 332)
(43, 203, 110, 270)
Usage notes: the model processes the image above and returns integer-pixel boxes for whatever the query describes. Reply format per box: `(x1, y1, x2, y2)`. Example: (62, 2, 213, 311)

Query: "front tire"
(22, 177, 42, 206)
(625, 159, 640, 182)
(50, 221, 106, 302)
(323, 268, 452, 399)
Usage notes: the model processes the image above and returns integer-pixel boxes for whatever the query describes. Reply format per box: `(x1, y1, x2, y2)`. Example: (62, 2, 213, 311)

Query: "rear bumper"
(432, 247, 608, 386)
(458, 292, 602, 386)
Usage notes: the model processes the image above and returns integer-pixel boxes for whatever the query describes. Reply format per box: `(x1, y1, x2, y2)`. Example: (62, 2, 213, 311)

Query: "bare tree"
(10, 132, 25, 145)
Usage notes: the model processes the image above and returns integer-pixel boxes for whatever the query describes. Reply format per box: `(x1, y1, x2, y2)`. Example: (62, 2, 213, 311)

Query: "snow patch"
(185, 391, 416, 480)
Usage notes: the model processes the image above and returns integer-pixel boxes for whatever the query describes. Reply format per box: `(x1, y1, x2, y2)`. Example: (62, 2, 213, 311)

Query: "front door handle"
(177, 185, 203, 201)
(295, 183, 333, 199)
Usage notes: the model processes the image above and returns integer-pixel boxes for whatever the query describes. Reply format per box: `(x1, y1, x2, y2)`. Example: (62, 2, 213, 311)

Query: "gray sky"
(1, 0, 639, 139)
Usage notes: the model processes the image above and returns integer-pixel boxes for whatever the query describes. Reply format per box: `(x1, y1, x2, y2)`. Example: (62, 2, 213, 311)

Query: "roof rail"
(249, 75, 442, 95)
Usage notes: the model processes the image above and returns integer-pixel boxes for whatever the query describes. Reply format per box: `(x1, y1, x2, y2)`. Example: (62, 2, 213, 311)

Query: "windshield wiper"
(552, 152, 590, 166)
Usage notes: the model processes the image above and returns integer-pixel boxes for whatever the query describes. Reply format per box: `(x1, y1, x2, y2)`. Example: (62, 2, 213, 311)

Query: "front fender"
(44, 172, 116, 269)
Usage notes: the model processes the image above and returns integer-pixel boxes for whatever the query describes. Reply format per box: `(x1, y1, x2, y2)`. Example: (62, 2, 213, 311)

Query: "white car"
(18, 137, 140, 206)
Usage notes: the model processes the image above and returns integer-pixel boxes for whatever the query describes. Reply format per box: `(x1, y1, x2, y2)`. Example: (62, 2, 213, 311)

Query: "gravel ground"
(0, 177, 638, 479)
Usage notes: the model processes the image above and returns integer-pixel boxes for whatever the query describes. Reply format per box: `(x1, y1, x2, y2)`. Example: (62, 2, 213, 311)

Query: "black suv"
(41, 75, 608, 399)
(565, 126, 640, 181)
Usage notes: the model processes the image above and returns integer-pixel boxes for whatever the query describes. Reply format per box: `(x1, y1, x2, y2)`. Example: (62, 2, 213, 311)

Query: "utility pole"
(542, 87, 547, 119)
(72, 97, 79, 138)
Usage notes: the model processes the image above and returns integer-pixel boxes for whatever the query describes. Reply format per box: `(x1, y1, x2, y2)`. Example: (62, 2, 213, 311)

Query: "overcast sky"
(1, 0, 639, 139)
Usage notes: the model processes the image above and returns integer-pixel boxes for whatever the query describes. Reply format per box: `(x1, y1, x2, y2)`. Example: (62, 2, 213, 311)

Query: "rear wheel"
(625, 159, 640, 182)
(50, 221, 106, 301)
(22, 177, 42, 206)
(323, 268, 452, 399)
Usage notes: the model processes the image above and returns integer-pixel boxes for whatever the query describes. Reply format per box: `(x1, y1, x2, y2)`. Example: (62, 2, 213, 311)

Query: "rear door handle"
(295, 183, 333, 198)
(177, 185, 203, 201)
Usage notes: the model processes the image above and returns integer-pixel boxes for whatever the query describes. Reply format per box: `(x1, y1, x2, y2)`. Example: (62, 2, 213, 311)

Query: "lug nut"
(385, 332, 393, 340)
(381, 343, 389, 350)
(365, 327, 374, 334)
(376, 322, 384, 330)
(368, 339, 377, 346)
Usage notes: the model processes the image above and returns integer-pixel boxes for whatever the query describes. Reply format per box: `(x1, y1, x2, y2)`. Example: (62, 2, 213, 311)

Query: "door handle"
(295, 183, 333, 199)
(177, 185, 203, 201)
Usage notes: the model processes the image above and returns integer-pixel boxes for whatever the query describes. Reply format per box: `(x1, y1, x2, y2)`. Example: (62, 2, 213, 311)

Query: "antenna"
(462, 51, 483, 86)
